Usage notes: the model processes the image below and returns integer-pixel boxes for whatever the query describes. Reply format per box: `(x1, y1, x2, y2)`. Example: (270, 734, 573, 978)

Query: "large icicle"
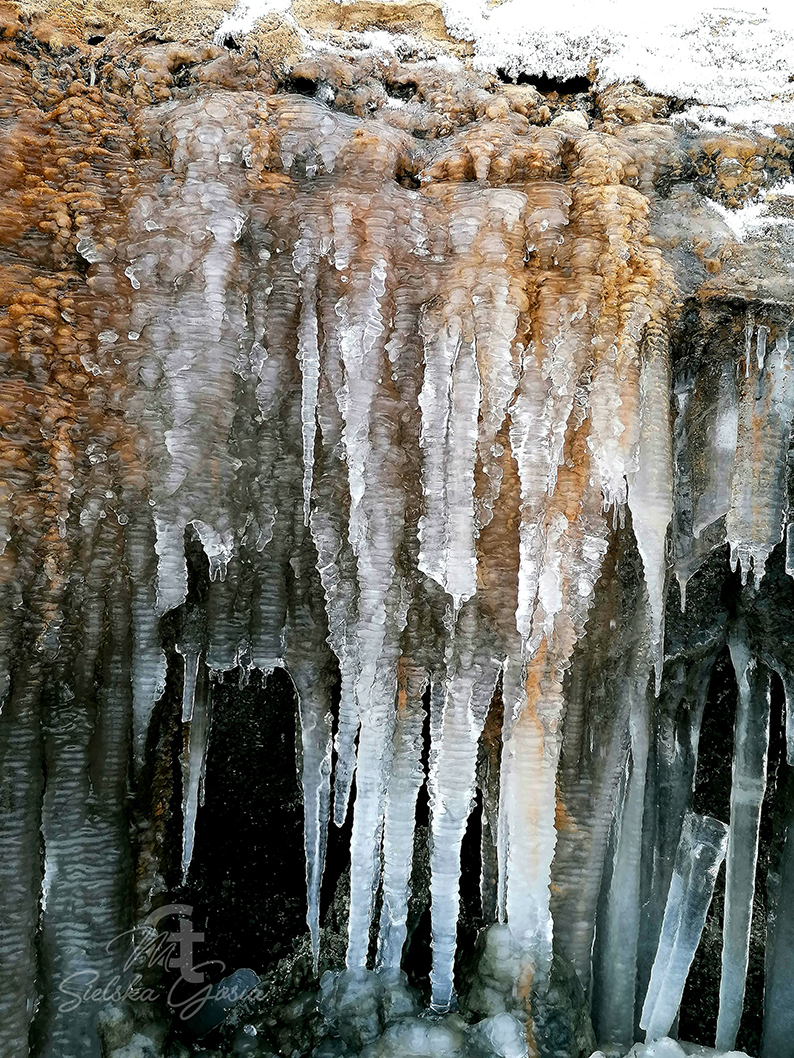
(640, 812, 729, 1042)
(286, 525, 335, 972)
(499, 652, 560, 968)
(339, 215, 408, 969)
(345, 658, 400, 969)
(592, 660, 652, 1050)
(310, 499, 360, 828)
(727, 325, 794, 586)
(429, 604, 501, 1010)
(417, 307, 481, 609)
(377, 656, 428, 974)
(628, 324, 673, 691)
(715, 623, 771, 1051)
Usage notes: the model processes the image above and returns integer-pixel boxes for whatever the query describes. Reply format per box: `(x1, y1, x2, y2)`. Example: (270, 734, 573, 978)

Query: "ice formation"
(2, 3, 794, 1058)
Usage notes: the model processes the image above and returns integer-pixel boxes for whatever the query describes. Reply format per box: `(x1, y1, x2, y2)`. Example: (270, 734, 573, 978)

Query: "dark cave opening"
(496, 69, 592, 97)
(179, 666, 307, 980)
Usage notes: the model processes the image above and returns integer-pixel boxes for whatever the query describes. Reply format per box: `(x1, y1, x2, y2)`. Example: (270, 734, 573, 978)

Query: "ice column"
(715, 626, 771, 1051)
(762, 795, 794, 1058)
(640, 812, 729, 1042)
(593, 666, 651, 1050)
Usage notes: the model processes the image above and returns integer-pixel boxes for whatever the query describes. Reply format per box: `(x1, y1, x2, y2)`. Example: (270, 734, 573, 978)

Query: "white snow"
(218, 0, 794, 123)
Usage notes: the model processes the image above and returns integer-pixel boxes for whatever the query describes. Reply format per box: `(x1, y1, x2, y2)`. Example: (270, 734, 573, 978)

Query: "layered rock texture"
(1, 2, 794, 1058)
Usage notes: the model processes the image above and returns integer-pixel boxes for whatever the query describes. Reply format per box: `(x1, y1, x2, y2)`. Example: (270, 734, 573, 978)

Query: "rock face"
(1, 2, 794, 1057)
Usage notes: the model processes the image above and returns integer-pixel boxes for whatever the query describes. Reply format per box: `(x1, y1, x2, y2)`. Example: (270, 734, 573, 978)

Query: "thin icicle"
(181, 664, 212, 884)
(294, 219, 323, 528)
(285, 516, 336, 972)
(179, 649, 200, 723)
(127, 519, 167, 764)
(289, 662, 333, 971)
(716, 623, 771, 1051)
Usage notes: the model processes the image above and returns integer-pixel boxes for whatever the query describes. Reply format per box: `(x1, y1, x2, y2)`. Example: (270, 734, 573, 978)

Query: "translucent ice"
(641, 813, 729, 1043)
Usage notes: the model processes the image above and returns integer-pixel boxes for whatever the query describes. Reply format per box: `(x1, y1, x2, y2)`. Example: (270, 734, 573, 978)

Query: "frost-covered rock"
(108, 1034, 160, 1058)
(320, 970, 421, 1050)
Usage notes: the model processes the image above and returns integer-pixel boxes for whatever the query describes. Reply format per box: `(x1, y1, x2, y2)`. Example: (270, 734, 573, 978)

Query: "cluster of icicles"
(122, 94, 677, 1014)
(3, 86, 794, 1058)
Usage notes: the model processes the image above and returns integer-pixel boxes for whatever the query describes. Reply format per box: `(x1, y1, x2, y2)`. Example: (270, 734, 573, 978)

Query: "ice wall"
(2, 8, 794, 1058)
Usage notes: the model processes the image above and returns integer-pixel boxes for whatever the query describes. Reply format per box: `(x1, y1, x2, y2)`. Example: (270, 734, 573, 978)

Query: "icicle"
(294, 220, 322, 528)
(468, 189, 525, 532)
(500, 653, 559, 967)
(289, 662, 333, 972)
(182, 664, 212, 884)
(154, 518, 188, 616)
(715, 624, 771, 1051)
(310, 322, 361, 829)
(592, 666, 651, 1050)
(417, 310, 480, 608)
(311, 503, 360, 828)
(377, 658, 427, 974)
(501, 461, 610, 966)
(727, 328, 794, 586)
(428, 605, 501, 1010)
(744, 310, 754, 378)
(757, 324, 769, 369)
(178, 649, 200, 723)
(126, 518, 167, 764)
(478, 686, 504, 925)
(761, 792, 794, 1058)
(635, 642, 725, 1015)
(640, 812, 729, 1042)
(285, 517, 336, 973)
(345, 662, 398, 969)
(692, 357, 738, 540)
(627, 324, 673, 693)
(0, 662, 43, 1057)
(509, 348, 553, 641)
